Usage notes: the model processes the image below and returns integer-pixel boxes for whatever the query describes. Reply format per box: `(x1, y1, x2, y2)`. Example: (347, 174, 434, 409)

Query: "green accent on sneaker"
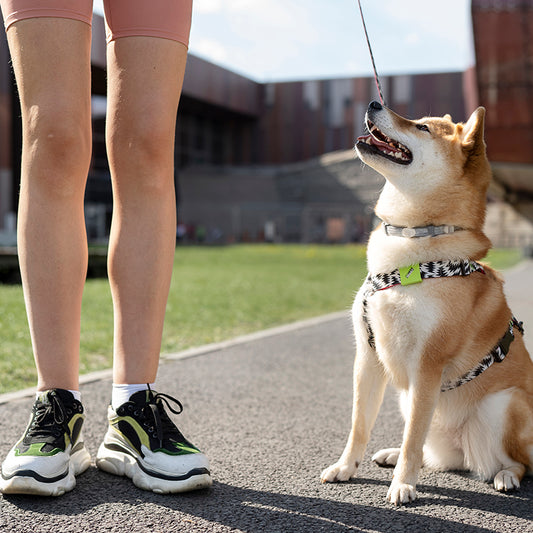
(14, 442, 62, 457)
(109, 388, 203, 456)
(110, 416, 152, 450)
(155, 442, 201, 455)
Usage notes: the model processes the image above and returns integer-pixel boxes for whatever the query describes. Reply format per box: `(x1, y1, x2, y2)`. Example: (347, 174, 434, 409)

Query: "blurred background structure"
(0, 0, 532, 248)
(472, 0, 533, 249)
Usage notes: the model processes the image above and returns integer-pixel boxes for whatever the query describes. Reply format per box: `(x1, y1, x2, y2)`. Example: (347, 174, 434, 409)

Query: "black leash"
(357, 0, 386, 106)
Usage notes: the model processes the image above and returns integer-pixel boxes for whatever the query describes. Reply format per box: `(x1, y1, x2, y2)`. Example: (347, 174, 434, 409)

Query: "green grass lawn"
(0, 244, 524, 394)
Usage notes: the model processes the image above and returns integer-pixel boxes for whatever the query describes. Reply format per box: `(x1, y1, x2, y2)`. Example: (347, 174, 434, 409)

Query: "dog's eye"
(416, 124, 430, 133)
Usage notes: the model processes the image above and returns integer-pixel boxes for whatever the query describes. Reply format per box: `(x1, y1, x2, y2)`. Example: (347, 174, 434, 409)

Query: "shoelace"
(145, 386, 184, 448)
(27, 391, 70, 441)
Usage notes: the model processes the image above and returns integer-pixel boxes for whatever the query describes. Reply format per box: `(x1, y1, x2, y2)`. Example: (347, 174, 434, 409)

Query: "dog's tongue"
(358, 134, 390, 150)
(357, 133, 403, 155)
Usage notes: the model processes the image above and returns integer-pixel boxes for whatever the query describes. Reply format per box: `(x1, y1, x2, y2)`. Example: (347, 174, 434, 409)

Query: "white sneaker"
(0, 389, 91, 496)
(96, 387, 212, 494)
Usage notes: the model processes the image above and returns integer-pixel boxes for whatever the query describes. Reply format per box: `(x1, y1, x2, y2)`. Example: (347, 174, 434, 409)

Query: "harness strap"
(363, 259, 485, 348)
(440, 318, 524, 392)
(368, 259, 485, 292)
(361, 258, 525, 393)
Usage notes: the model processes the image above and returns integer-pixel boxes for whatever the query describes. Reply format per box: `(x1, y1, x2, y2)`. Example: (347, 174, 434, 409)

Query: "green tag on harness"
(399, 263, 422, 286)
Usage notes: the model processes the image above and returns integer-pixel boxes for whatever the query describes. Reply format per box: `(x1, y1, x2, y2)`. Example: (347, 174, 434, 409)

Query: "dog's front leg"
(321, 339, 387, 483)
(387, 364, 442, 505)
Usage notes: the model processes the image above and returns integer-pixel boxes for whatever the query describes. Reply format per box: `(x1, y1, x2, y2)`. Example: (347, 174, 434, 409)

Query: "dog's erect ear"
(462, 107, 486, 152)
(443, 113, 452, 121)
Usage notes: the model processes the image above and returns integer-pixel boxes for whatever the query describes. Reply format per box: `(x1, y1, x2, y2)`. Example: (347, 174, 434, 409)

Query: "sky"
(94, 0, 474, 83)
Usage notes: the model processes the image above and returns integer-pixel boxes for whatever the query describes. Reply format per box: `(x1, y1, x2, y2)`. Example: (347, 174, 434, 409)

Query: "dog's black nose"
(369, 101, 382, 111)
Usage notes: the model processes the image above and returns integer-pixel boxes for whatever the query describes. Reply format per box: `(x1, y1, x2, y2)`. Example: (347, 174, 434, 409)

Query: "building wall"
(2, 5, 532, 235)
(472, 0, 533, 163)
(182, 54, 262, 118)
(259, 72, 468, 165)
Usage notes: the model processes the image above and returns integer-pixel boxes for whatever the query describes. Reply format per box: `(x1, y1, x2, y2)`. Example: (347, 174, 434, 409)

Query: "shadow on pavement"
(3, 467, 531, 533)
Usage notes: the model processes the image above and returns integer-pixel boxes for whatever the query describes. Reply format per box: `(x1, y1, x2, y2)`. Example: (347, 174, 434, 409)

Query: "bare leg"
(6, 19, 92, 391)
(105, 37, 187, 384)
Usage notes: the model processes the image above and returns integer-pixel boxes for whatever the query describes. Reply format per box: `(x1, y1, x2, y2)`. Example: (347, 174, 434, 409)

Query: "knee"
(23, 106, 91, 195)
(108, 120, 174, 176)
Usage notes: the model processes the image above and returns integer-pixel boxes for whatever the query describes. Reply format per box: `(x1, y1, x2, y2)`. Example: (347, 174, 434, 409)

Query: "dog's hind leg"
(494, 464, 526, 491)
(372, 447, 400, 467)
(321, 296, 388, 484)
(372, 433, 465, 471)
(491, 388, 532, 492)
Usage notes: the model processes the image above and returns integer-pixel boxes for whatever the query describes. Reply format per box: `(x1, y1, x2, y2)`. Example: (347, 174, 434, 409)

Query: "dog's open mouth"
(356, 120, 413, 165)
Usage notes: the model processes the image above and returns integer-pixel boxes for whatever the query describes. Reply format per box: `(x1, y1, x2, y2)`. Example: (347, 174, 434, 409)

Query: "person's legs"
(0, 14, 92, 496)
(7, 16, 92, 391)
(97, 29, 211, 493)
(105, 36, 185, 385)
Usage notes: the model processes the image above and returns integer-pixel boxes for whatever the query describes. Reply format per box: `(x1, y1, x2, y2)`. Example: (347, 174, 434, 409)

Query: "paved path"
(0, 263, 532, 533)
(502, 260, 533, 353)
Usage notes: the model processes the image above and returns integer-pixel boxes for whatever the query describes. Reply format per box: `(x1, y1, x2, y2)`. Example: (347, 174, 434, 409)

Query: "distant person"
(195, 225, 206, 243)
(0, 0, 211, 496)
(176, 221, 187, 243)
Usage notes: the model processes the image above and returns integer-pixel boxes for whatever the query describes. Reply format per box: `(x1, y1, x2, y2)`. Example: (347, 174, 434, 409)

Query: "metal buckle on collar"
(401, 227, 417, 238)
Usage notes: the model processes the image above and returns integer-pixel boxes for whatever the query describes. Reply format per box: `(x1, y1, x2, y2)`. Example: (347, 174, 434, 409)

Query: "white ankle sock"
(36, 389, 81, 402)
(112, 383, 155, 410)
(68, 390, 82, 402)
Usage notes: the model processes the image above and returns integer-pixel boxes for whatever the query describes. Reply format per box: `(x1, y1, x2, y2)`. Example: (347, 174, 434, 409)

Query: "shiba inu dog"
(320, 101, 533, 505)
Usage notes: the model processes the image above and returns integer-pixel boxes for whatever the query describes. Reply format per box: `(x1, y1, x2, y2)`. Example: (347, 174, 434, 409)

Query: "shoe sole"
(0, 447, 92, 497)
(95, 442, 212, 494)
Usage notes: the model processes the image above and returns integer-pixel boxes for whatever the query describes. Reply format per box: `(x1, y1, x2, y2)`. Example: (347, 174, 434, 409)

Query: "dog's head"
(355, 101, 491, 229)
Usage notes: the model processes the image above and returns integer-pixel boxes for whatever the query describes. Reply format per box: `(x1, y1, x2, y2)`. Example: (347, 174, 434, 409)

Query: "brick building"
(471, 0, 533, 238)
(1, 3, 532, 243)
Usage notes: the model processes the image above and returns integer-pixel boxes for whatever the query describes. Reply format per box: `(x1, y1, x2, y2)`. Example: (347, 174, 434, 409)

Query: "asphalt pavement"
(0, 262, 532, 533)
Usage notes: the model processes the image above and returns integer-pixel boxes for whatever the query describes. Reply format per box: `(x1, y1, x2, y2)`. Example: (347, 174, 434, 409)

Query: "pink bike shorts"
(0, 0, 192, 46)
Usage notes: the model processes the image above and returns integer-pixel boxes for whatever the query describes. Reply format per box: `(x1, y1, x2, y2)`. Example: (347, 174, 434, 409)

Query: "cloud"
(190, 0, 322, 80)
(194, 0, 224, 14)
(381, 0, 470, 43)
(189, 0, 473, 81)
(405, 33, 421, 45)
(192, 38, 229, 64)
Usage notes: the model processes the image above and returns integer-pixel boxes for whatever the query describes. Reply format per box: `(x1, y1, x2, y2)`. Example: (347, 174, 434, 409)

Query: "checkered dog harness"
(361, 259, 524, 392)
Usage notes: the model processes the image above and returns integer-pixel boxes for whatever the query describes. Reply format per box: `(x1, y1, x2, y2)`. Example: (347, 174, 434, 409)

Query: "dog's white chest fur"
(365, 284, 441, 389)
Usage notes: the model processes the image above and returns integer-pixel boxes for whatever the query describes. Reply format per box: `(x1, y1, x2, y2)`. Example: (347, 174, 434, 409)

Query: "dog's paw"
(493, 470, 521, 492)
(387, 480, 417, 505)
(372, 448, 400, 468)
(320, 461, 358, 483)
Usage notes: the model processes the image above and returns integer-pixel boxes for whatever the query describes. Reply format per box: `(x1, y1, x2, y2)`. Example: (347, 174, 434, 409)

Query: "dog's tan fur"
(320, 103, 533, 504)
